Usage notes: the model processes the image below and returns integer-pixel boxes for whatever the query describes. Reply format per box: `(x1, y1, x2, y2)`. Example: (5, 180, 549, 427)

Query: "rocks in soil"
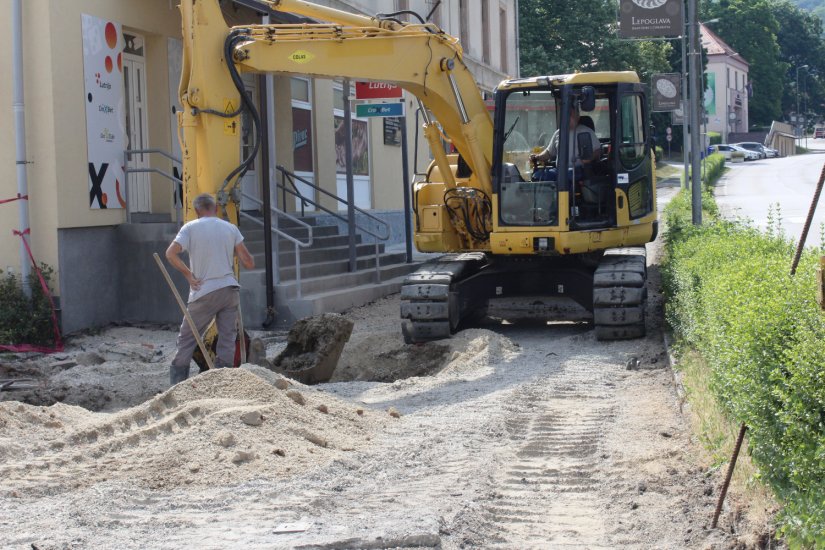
(274, 378, 290, 390)
(240, 411, 263, 426)
(216, 431, 236, 448)
(388, 407, 401, 418)
(286, 390, 306, 406)
(317, 404, 329, 414)
(232, 450, 256, 464)
(267, 314, 354, 384)
(76, 352, 106, 366)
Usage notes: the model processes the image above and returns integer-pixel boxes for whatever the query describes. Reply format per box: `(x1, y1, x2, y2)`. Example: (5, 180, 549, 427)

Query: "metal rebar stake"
(712, 422, 747, 529)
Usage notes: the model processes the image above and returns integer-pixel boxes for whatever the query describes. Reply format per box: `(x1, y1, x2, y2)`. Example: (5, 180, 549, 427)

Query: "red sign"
(355, 81, 402, 100)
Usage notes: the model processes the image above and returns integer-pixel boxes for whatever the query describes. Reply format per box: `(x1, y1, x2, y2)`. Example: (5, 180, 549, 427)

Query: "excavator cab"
(492, 75, 654, 237)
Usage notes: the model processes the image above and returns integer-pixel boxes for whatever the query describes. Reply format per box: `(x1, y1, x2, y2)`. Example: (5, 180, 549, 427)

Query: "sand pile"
(333, 328, 519, 382)
(0, 368, 386, 497)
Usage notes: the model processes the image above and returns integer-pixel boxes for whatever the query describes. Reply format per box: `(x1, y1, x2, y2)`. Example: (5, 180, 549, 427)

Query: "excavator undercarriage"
(400, 247, 647, 343)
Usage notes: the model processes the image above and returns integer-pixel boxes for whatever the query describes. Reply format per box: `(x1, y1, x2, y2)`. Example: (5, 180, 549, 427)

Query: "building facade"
(0, 0, 518, 333)
(701, 23, 750, 143)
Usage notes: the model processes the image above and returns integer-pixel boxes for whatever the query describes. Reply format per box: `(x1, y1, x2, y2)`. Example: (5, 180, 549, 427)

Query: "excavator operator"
(530, 103, 600, 167)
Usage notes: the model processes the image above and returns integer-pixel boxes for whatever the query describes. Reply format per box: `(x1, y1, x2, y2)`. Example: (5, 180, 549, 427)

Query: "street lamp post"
(796, 64, 809, 149)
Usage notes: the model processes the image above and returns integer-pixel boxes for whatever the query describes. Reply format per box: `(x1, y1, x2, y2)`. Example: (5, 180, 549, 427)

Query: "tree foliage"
(704, 0, 788, 126)
(518, 0, 672, 81)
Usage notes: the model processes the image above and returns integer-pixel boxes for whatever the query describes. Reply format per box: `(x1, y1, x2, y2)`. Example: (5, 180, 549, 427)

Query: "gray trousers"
(170, 286, 239, 385)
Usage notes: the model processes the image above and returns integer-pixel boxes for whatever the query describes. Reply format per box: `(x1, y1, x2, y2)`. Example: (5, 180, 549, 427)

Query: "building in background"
(0, 0, 518, 333)
(701, 23, 750, 143)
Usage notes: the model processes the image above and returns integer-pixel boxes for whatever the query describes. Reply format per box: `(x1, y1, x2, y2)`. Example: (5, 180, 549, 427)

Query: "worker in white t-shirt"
(530, 104, 600, 167)
(165, 193, 254, 385)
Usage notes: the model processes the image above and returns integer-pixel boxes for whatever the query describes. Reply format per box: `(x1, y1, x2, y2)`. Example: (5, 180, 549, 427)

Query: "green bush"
(663, 192, 825, 547)
(655, 145, 664, 162)
(708, 131, 722, 146)
(703, 152, 725, 185)
(0, 264, 58, 347)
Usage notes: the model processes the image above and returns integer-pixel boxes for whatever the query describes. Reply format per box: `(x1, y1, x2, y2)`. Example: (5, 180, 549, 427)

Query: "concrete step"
(245, 233, 361, 254)
(251, 242, 386, 268)
(281, 274, 410, 323)
(240, 224, 340, 242)
(274, 262, 419, 300)
(239, 251, 411, 287)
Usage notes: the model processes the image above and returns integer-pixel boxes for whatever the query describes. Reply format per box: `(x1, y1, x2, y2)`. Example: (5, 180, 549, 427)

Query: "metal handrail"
(240, 191, 312, 298)
(124, 149, 182, 224)
(275, 165, 391, 282)
(275, 165, 391, 241)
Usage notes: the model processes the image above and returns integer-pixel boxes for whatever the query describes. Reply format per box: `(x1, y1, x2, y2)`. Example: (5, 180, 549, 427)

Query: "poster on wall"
(334, 116, 369, 175)
(82, 14, 126, 209)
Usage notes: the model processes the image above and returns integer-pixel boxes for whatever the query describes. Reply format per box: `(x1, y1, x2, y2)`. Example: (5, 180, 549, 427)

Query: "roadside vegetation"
(0, 265, 57, 347)
(662, 165, 825, 547)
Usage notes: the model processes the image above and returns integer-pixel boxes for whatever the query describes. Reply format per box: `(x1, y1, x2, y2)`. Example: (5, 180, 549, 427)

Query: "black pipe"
(400, 114, 413, 263)
(259, 75, 275, 327)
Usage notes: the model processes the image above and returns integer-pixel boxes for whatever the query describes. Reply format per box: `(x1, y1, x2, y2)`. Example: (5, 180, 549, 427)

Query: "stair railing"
(275, 165, 391, 283)
(124, 148, 183, 225)
(240, 191, 313, 298)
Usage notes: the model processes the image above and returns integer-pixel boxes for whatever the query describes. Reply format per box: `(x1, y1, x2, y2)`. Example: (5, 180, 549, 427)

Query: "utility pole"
(681, 21, 689, 190)
(688, 0, 703, 225)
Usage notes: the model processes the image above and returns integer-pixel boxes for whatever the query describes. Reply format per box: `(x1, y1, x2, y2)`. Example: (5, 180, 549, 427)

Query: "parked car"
(734, 142, 774, 159)
(814, 126, 825, 139)
(709, 144, 760, 161)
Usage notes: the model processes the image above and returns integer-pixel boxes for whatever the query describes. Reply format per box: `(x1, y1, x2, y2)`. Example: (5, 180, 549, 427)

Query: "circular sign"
(666, 135, 673, 142)
(728, 112, 737, 121)
(666, 127, 672, 134)
(632, 0, 668, 8)
(656, 78, 678, 99)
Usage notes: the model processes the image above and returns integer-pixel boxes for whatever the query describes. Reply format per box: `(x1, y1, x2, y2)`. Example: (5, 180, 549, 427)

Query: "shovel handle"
(153, 253, 214, 370)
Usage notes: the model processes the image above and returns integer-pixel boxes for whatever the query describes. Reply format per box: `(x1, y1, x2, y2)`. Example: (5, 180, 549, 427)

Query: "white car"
(710, 144, 760, 161)
(734, 142, 778, 159)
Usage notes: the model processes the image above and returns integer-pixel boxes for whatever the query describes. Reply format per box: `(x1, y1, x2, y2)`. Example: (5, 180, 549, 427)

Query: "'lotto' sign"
(355, 82, 402, 100)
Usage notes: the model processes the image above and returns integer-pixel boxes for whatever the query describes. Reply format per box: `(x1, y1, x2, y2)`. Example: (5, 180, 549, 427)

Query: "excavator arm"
(178, 0, 493, 231)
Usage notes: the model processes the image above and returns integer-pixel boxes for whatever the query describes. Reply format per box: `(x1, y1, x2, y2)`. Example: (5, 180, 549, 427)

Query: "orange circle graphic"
(101, 192, 108, 206)
(117, 52, 122, 72)
(105, 23, 118, 49)
(105, 56, 113, 73)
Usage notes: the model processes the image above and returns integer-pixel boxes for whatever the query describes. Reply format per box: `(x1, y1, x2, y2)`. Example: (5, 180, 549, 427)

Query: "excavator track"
(592, 247, 647, 340)
(400, 253, 488, 344)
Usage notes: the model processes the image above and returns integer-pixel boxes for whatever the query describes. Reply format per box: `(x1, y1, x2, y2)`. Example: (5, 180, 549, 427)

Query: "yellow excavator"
(178, 0, 657, 344)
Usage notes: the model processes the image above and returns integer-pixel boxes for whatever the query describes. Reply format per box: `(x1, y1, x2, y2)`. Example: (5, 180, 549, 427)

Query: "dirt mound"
(0, 368, 385, 496)
(333, 328, 518, 382)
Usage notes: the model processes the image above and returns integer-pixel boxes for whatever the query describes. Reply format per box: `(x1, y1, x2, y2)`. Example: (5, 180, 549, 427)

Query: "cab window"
(619, 95, 645, 170)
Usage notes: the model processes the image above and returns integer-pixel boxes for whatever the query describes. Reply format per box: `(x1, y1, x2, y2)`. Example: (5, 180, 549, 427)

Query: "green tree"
(519, 0, 672, 80)
(772, 1, 825, 122)
(704, 0, 788, 127)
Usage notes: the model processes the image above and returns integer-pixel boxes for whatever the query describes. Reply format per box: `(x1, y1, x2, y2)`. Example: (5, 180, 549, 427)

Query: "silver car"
(711, 144, 761, 161)
(735, 142, 777, 159)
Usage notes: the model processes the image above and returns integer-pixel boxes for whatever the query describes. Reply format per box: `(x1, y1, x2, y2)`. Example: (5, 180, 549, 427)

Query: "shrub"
(708, 131, 722, 146)
(655, 145, 664, 162)
(663, 191, 825, 547)
(0, 264, 58, 347)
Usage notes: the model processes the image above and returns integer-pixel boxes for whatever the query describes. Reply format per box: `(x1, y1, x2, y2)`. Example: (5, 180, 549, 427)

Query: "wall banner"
(704, 72, 717, 116)
(82, 14, 126, 209)
(619, 0, 683, 39)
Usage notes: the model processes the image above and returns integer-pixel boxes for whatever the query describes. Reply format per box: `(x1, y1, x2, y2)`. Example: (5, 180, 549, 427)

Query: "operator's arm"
(165, 242, 202, 290)
(531, 131, 559, 163)
(235, 242, 255, 270)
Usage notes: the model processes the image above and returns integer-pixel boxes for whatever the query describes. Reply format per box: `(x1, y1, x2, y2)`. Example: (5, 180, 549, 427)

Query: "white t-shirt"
(174, 216, 244, 303)
(541, 124, 600, 165)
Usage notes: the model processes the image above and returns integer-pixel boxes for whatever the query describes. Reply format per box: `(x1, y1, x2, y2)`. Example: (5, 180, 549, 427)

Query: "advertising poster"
(652, 73, 681, 112)
(704, 72, 717, 116)
(334, 116, 369, 176)
(82, 14, 126, 209)
(619, 0, 683, 39)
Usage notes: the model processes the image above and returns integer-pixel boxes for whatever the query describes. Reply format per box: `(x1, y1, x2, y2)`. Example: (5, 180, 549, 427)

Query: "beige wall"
(0, 0, 181, 280)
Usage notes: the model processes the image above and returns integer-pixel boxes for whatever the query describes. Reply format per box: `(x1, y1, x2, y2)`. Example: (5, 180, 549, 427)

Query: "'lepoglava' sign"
(619, 0, 683, 38)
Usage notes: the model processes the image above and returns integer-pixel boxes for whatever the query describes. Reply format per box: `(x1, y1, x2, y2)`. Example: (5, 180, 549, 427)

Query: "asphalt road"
(715, 139, 825, 249)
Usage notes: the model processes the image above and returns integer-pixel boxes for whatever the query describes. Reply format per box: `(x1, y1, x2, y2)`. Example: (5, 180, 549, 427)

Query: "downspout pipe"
(12, 0, 32, 296)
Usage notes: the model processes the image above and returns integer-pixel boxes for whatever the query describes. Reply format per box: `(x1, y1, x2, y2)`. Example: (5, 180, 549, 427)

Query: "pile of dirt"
(0, 368, 386, 497)
(333, 328, 518, 382)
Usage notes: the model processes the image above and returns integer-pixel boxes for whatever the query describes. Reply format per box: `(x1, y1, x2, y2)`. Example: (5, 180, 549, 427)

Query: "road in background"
(715, 140, 825, 249)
